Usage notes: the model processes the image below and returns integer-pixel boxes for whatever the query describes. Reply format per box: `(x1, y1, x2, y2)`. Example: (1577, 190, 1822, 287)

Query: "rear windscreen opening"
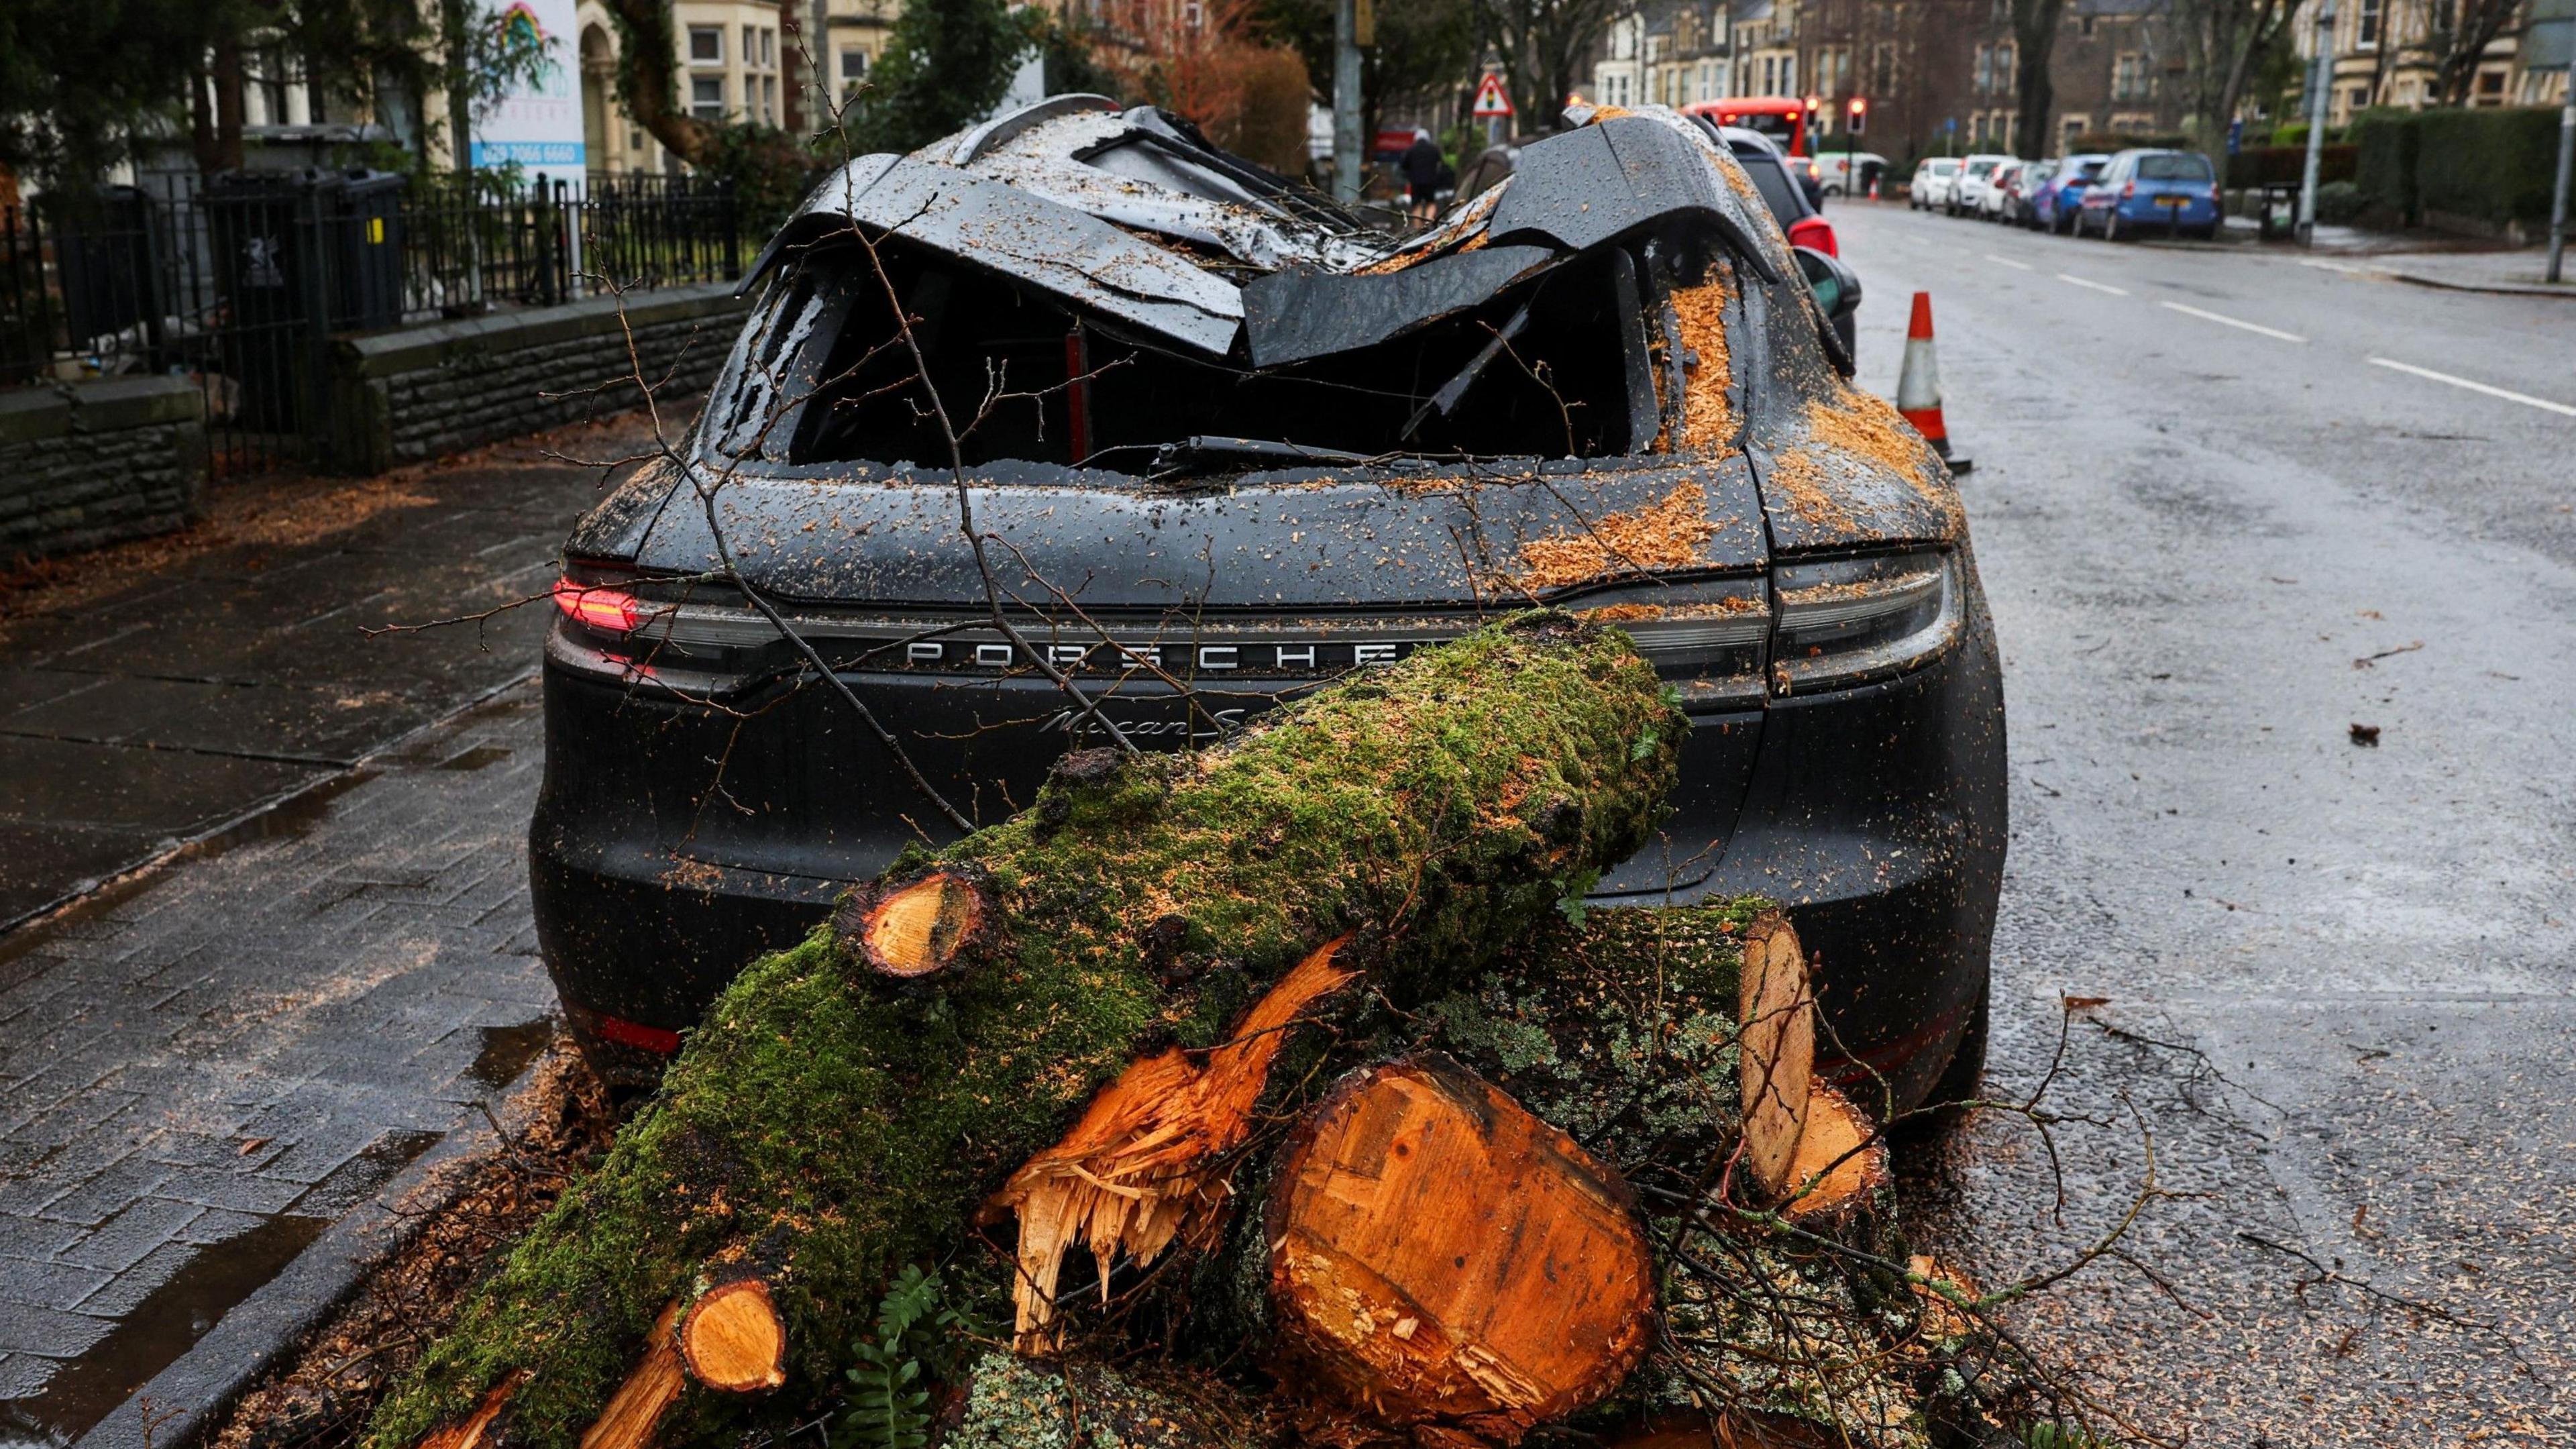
(704, 241, 1682, 474)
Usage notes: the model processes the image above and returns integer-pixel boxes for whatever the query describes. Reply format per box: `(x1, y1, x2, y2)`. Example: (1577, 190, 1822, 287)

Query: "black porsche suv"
(531, 99, 2006, 1108)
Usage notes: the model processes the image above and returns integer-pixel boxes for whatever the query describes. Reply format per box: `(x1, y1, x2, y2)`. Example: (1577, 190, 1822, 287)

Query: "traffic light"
(1847, 96, 1868, 136)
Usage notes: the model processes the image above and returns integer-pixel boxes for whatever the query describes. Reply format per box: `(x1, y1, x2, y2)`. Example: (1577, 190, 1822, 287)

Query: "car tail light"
(1771, 550, 1959, 695)
(594, 1012, 682, 1054)
(1788, 215, 1838, 256)
(554, 574, 641, 633)
(1570, 576, 1769, 707)
(2122, 181, 2137, 200)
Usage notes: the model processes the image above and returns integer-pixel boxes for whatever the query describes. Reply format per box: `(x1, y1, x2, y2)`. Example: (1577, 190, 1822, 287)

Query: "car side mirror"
(1794, 246, 1862, 323)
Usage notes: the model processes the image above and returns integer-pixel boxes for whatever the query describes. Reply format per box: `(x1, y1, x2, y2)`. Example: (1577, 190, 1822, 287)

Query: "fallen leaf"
(2061, 996, 2110, 1011)
(2349, 722, 2381, 747)
(239, 1136, 272, 1155)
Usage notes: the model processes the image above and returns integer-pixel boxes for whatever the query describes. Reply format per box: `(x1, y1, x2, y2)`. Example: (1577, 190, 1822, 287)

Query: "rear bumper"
(532, 596, 2005, 1104)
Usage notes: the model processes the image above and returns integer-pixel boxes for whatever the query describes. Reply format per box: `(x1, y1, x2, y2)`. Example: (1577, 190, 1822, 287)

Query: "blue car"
(2076, 148, 2222, 240)
(2032, 152, 2108, 233)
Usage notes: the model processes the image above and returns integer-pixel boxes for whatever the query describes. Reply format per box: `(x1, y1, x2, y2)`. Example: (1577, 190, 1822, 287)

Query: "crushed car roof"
(748, 100, 1792, 364)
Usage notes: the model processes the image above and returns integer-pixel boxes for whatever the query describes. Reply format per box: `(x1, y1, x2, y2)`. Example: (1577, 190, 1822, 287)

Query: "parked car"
(2002, 160, 2053, 225)
(531, 99, 2004, 1115)
(2031, 152, 2108, 232)
(2076, 148, 2222, 240)
(1909, 156, 1962, 210)
(1818, 151, 1888, 197)
(1947, 154, 2015, 216)
(1978, 162, 2026, 221)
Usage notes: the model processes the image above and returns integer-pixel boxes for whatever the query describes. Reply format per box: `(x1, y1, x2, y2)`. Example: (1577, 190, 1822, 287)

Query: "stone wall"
(327, 282, 752, 474)
(0, 377, 209, 568)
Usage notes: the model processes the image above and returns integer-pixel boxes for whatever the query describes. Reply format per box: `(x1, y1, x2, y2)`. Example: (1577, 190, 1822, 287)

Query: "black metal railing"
(1, 172, 741, 473)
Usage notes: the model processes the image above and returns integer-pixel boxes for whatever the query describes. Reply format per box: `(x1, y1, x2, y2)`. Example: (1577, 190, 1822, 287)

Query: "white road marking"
(1984, 254, 2034, 271)
(2057, 272, 2130, 295)
(2157, 301, 2306, 343)
(2368, 358, 2576, 418)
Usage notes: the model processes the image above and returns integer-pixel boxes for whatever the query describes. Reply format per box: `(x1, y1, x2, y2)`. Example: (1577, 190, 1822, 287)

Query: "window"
(840, 48, 868, 96)
(2112, 53, 2145, 101)
(1781, 54, 1794, 95)
(2137, 154, 2211, 182)
(2357, 0, 2381, 46)
(2061, 115, 2087, 149)
(761, 75, 777, 122)
(742, 27, 758, 68)
(688, 26, 721, 62)
(692, 74, 725, 120)
(760, 28, 775, 68)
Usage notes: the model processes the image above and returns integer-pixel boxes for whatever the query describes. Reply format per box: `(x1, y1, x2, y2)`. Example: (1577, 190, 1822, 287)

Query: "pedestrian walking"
(1402, 129, 1446, 221)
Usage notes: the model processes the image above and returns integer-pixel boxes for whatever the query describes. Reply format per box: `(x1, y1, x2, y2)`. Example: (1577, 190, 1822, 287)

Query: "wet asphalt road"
(1833, 201, 2574, 1443)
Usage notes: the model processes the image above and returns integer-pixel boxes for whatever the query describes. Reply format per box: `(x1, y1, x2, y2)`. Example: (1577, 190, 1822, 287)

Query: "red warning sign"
(1472, 73, 1514, 118)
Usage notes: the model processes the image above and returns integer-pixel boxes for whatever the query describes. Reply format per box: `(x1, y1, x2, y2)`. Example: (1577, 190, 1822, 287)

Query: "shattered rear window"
(716, 243, 1721, 474)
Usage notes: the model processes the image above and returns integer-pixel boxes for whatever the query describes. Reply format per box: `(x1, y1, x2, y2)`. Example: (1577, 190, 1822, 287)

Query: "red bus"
(1681, 97, 1809, 157)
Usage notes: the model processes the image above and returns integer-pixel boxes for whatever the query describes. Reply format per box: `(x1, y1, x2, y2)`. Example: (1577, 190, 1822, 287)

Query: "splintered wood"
(987, 937, 1358, 1348)
(578, 1303, 687, 1449)
(1735, 914, 1815, 1198)
(678, 1276, 787, 1392)
(1266, 1056, 1657, 1442)
(415, 1371, 525, 1449)
(839, 869, 990, 980)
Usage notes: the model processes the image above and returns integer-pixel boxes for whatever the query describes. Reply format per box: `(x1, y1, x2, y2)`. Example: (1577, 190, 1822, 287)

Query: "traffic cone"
(1894, 291, 1972, 475)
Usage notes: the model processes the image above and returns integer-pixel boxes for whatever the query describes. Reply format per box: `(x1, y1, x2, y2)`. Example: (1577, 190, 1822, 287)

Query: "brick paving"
(0, 417, 652, 1438)
(0, 687, 553, 1434)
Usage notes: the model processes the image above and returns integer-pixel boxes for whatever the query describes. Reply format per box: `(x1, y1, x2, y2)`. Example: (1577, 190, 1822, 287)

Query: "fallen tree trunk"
(1265, 1054, 1659, 1442)
(368, 616, 1684, 1449)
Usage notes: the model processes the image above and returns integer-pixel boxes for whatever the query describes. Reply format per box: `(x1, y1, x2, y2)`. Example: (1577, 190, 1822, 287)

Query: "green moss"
(368, 616, 1682, 1449)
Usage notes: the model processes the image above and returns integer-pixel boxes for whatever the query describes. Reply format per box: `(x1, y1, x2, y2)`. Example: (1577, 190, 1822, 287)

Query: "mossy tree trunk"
(368, 616, 1686, 1449)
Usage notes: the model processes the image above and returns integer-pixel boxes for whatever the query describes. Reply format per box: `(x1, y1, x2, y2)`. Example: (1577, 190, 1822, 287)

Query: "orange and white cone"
(1894, 291, 1971, 474)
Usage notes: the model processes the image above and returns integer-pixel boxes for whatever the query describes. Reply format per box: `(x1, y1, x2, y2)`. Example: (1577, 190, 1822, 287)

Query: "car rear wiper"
(1146, 436, 1371, 477)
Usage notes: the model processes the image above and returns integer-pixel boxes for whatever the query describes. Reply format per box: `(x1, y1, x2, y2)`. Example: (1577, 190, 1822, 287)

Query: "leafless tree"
(2010, 0, 2068, 160)
(1474, 0, 1630, 134)
(2417, 0, 2529, 104)
(2170, 0, 2299, 147)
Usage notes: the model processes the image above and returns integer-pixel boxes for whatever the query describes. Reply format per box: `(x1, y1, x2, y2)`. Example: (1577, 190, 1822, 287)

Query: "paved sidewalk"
(0, 415, 661, 1443)
(0, 688, 553, 1445)
(0, 425, 630, 927)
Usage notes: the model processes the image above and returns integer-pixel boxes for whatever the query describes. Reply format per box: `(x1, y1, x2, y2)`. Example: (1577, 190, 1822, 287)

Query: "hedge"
(2225, 144, 2357, 189)
(2414, 107, 2565, 225)
(2352, 109, 2421, 224)
(2350, 106, 2564, 227)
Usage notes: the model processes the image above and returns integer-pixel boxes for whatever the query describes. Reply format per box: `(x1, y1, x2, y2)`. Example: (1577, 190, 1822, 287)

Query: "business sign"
(469, 0, 586, 186)
(1472, 73, 1514, 118)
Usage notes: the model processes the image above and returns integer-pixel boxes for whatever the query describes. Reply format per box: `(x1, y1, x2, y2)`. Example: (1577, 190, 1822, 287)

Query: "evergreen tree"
(841, 0, 1034, 156)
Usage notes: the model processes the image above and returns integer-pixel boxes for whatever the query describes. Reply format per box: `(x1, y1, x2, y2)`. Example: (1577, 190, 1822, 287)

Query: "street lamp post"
(2296, 0, 2337, 246)
(1332, 0, 1363, 204)
(2549, 74, 2573, 283)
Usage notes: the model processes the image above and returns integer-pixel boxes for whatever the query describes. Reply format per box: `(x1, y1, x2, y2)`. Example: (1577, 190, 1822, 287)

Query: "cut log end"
(1267, 1055, 1658, 1438)
(1735, 912, 1815, 1199)
(1778, 1081, 1889, 1230)
(680, 1277, 788, 1393)
(839, 869, 991, 981)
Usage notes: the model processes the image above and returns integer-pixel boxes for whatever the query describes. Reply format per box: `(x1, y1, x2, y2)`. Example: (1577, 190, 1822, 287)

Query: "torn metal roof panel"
(794, 154, 1247, 356)
(1238, 244, 1560, 368)
(1487, 117, 1784, 284)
